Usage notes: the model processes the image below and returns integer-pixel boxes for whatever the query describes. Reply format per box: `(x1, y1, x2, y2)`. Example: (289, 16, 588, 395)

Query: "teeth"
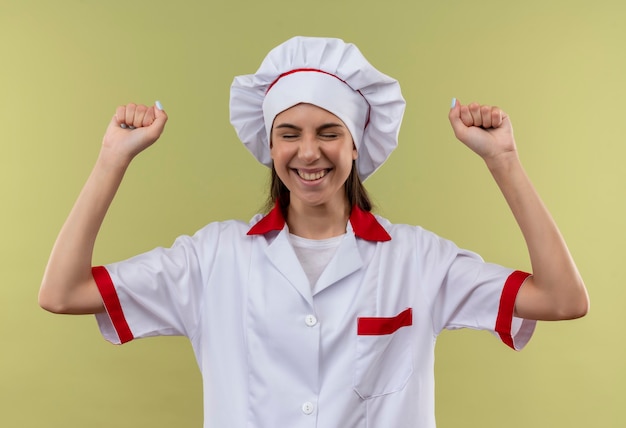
(297, 169, 327, 181)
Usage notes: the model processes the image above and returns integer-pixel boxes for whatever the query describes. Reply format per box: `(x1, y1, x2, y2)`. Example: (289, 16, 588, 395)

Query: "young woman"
(39, 36, 588, 427)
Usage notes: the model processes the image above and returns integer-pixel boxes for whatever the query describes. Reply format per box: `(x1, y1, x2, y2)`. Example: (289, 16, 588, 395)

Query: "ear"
(352, 141, 358, 160)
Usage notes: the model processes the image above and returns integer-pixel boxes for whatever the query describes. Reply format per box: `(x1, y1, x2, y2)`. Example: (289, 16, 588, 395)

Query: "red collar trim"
(246, 202, 286, 236)
(349, 204, 392, 242)
(247, 202, 391, 242)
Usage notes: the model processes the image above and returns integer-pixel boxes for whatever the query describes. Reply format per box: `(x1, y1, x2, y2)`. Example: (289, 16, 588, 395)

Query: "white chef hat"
(229, 36, 405, 180)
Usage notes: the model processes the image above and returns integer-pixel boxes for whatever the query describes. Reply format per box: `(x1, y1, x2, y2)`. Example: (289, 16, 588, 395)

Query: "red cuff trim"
(358, 308, 412, 335)
(496, 270, 531, 350)
(92, 266, 134, 344)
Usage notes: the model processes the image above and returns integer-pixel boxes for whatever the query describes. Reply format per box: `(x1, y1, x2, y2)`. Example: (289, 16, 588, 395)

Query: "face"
(270, 103, 358, 211)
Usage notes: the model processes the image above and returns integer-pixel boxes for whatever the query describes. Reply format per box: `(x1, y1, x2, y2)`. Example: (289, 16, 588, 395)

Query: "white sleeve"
(93, 224, 221, 345)
(417, 228, 536, 350)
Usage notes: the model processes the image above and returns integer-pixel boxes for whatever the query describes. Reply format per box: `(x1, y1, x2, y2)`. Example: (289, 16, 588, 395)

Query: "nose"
(298, 133, 320, 163)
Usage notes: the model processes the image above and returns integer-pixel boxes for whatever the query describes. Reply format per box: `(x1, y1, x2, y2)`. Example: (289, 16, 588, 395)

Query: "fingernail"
(155, 100, 163, 111)
(450, 97, 457, 108)
(129, 125, 136, 130)
(120, 123, 128, 129)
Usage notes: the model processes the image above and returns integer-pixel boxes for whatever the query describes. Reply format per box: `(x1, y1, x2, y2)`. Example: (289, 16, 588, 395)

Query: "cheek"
(270, 144, 290, 165)
(270, 139, 283, 161)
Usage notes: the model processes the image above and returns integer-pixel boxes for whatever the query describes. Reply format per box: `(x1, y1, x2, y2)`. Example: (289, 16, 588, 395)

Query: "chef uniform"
(93, 36, 536, 428)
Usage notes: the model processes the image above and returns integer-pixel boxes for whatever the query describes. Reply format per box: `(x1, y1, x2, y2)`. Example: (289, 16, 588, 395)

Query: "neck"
(286, 198, 351, 239)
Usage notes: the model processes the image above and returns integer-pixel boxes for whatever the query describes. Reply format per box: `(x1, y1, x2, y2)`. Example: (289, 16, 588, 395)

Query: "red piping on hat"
(266, 68, 371, 129)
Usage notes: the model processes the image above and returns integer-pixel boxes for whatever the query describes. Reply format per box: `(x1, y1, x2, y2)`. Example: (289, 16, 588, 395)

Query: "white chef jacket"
(93, 204, 536, 428)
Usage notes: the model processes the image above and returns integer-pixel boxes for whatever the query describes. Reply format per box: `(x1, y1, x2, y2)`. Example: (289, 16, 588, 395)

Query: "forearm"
(40, 102, 167, 314)
(39, 153, 128, 314)
(486, 153, 588, 320)
(448, 100, 588, 320)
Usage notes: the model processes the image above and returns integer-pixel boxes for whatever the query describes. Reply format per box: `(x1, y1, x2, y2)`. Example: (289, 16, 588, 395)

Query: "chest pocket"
(353, 308, 414, 399)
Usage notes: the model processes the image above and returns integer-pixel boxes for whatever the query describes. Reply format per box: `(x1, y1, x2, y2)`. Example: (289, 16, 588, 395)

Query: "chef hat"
(229, 36, 405, 180)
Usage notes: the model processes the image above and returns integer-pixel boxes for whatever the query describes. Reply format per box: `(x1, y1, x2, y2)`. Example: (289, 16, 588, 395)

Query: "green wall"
(1, 0, 623, 426)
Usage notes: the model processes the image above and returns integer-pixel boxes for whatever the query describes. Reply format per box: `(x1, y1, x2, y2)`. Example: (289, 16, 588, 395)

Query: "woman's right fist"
(102, 101, 168, 165)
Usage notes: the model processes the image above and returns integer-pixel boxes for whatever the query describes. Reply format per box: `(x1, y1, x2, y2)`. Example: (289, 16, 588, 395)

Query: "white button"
(304, 314, 318, 327)
(301, 401, 315, 415)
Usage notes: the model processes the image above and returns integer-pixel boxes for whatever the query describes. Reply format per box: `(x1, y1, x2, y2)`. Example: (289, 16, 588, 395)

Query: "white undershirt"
(288, 233, 345, 288)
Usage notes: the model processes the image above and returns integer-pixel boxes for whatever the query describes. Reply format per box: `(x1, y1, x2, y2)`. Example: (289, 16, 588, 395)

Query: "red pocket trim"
(357, 308, 413, 335)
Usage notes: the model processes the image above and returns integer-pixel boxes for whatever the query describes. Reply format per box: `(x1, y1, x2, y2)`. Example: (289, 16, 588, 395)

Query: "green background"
(1, 0, 623, 426)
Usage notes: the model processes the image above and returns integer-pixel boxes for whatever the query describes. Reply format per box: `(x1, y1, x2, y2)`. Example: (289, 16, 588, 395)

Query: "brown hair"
(266, 161, 373, 218)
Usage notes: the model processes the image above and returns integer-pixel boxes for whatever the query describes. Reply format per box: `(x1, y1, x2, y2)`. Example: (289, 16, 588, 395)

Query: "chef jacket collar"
(247, 201, 391, 242)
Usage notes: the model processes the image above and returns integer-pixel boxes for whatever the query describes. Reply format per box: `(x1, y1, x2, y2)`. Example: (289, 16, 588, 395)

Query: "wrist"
(484, 150, 521, 175)
(96, 145, 133, 174)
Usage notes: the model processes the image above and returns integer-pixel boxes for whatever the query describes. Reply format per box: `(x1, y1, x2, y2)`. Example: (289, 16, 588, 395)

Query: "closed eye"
(274, 123, 301, 141)
(318, 123, 344, 139)
(278, 133, 299, 140)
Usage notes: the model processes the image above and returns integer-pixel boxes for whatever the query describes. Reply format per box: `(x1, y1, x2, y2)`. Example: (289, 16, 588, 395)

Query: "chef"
(40, 36, 589, 428)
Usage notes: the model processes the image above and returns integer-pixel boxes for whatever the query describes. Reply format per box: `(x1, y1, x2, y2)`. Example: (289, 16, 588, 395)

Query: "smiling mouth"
(295, 169, 330, 181)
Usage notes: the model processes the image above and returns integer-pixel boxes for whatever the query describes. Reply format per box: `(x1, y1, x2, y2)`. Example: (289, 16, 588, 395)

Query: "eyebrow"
(274, 122, 345, 132)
